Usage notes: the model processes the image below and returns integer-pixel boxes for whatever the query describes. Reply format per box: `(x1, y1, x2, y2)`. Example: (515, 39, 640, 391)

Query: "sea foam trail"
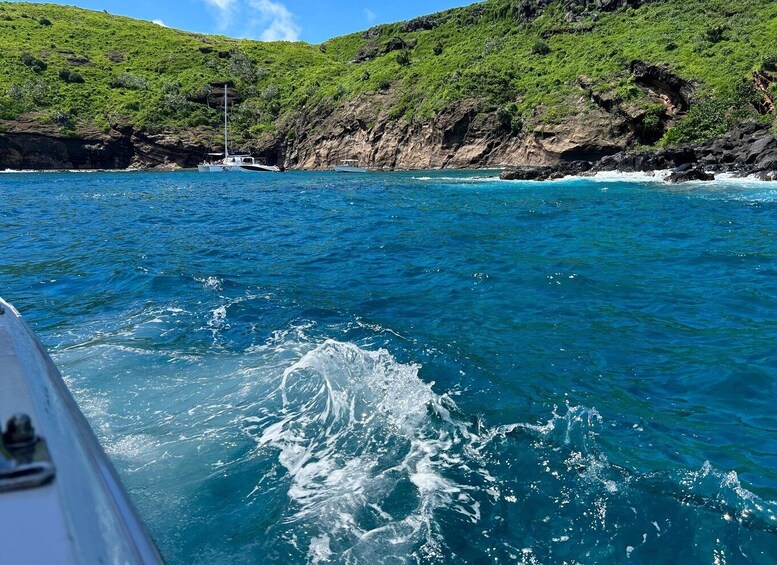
(53, 303, 777, 563)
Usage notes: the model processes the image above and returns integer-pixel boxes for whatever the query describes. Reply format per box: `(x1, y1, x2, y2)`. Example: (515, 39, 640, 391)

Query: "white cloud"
(248, 0, 301, 42)
(364, 8, 376, 23)
(152, 19, 167, 27)
(203, 0, 237, 29)
(204, 0, 236, 10)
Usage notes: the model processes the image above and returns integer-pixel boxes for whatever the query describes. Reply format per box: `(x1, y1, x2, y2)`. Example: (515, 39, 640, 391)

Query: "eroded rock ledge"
(0, 115, 208, 170)
(501, 122, 777, 183)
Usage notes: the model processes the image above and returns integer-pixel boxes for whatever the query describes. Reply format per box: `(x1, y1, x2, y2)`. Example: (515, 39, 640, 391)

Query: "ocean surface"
(2, 169, 777, 563)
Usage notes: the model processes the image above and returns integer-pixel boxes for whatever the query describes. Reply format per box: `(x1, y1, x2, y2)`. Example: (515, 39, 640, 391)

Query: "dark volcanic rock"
(501, 160, 592, 180)
(383, 37, 409, 54)
(664, 165, 714, 183)
(745, 135, 777, 164)
(755, 152, 777, 171)
(588, 122, 777, 179)
(515, 0, 657, 24)
(351, 43, 379, 63)
(0, 132, 133, 169)
(630, 61, 695, 114)
(398, 14, 450, 33)
(0, 115, 207, 170)
(500, 167, 554, 180)
(500, 121, 777, 182)
(593, 146, 695, 172)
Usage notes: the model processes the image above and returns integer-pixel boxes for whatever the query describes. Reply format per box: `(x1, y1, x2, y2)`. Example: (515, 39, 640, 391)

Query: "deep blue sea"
(2, 169, 777, 563)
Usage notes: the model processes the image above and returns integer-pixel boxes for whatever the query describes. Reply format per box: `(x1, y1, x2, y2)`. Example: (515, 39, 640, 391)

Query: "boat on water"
(0, 297, 163, 564)
(198, 153, 283, 173)
(333, 160, 368, 173)
(198, 85, 283, 173)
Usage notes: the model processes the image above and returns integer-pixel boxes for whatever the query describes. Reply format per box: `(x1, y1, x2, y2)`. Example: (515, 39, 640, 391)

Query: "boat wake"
(243, 339, 485, 563)
(54, 305, 777, 563)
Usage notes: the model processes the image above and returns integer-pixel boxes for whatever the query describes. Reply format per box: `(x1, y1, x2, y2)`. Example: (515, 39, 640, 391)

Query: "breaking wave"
(243, 339, 485, 562)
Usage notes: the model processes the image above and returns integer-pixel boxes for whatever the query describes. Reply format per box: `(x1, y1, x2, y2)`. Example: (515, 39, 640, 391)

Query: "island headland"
(1, 0, 776, 177)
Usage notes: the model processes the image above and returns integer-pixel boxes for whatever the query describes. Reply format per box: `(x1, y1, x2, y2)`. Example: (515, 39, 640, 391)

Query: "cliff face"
(279, 60, 692, 170)
(0, 96, 636, 170)
(0, 115, 208, 170)
(0, 94, 654, 171)
(283, 94, 633, 170)
(0, 59, 702, 170)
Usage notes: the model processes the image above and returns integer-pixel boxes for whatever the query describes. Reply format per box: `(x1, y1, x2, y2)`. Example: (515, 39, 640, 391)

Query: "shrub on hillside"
(661, 99, 727, 145)
(396, 49, 411, 66)
(638, 106, 666, 142)
(110, 73, 148, 90)
(483, 38, 502, 56)
(229, 49, 258, 82)
(260, 84, 280, 100)
(6, 79, 49, 110)
(762, 55, 777, 73)
(703, 24, 727, 44)
(52, 109, 72, 128)
(662, 84, 760, 145)
(58, 68, 84, 84)
(497, 102, 524, 135)
(19, 52, 47, 72)
(531, 39, 550, 55)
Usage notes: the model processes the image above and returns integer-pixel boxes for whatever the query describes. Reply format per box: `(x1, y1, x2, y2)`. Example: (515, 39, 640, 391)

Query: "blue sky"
(7, 0, 475, 44)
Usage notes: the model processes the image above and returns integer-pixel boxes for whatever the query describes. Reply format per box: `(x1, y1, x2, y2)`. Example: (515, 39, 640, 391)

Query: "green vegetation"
(0, 0, 776, 146)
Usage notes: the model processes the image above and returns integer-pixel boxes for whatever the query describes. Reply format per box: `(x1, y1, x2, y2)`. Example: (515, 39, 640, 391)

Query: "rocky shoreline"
(500, 122, 777, 183)
(3, 114, 776, 179)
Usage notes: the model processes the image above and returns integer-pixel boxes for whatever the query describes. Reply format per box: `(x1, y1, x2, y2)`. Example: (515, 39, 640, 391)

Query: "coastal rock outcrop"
(664, 164, 714, 183)
(500, 161, 592, 180)
(0, 115, 207, 170)
(501, 122, 777, 183)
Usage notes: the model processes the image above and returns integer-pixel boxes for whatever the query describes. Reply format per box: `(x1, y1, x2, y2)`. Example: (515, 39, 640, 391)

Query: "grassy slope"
(0, 0, 776, 147)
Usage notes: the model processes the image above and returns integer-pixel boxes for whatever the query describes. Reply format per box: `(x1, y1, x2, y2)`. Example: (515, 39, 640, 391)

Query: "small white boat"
(0, 297, 163, 564)
(198, 85, 283, 173)
(333, 160, 368, 173)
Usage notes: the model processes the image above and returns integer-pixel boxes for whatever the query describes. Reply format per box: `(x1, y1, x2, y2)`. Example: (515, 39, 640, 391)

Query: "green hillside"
(1, 0, 776, 150)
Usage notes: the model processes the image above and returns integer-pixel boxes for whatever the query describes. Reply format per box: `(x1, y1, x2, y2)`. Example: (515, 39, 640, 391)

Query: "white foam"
(249, 339, 483, 556)
(196, 276, 223, 291)
(497, 168, 777, 193)
(307, 535, 332, 564)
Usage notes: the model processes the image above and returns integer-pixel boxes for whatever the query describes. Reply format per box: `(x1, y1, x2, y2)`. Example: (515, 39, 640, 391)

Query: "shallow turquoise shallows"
(2, 170, 777, 563)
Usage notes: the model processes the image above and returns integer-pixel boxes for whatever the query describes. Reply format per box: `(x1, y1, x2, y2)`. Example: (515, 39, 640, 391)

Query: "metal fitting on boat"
(0, 413, 55, 492)
(3, 414, 36, 450)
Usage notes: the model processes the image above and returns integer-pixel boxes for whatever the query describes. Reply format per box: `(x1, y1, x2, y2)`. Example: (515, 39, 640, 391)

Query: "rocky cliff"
(500, 122, 777, 182)
(0, 0, 774, 171)
(281, 57, 701, 170)
(0, 115, 210, 170)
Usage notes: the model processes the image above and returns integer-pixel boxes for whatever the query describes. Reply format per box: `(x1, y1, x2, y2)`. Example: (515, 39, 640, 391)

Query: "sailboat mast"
(223, 84, 228, 159)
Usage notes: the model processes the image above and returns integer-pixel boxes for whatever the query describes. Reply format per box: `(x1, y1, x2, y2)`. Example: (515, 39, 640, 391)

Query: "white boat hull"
(0, 298, 163, 564)
(198, 164, 281, 173)
(333, 165, 368, 173)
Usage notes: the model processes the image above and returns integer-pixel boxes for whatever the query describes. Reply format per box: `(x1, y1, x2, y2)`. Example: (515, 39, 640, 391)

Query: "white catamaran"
(0, 297, 163, 564)
(198, 85, 283, 173)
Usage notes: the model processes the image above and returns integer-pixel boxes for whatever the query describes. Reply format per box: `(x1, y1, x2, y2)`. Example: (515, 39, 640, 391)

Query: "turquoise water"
(2, 170, 777, 563)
